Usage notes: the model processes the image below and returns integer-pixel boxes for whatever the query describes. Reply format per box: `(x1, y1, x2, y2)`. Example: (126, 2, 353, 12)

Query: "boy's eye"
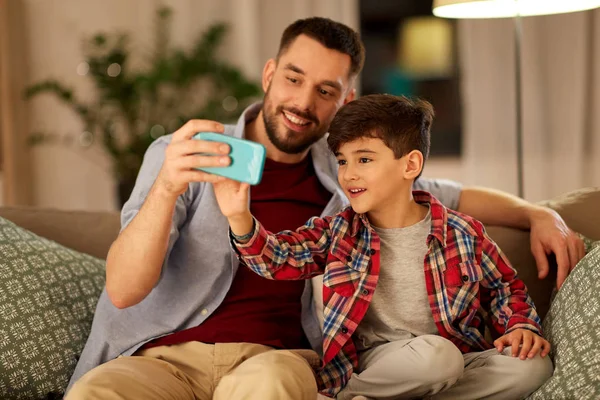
(359, 158, 371, 163)
(287, 77, 298, 84)
(337, 159, 347, 166)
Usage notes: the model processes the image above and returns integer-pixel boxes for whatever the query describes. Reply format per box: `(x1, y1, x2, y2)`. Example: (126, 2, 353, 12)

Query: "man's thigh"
(67, 342, 217, 400)
(65, 355, 205, 400)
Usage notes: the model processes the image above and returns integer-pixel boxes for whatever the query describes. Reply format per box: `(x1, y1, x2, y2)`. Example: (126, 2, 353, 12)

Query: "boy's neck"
(367, 191, 429, 229)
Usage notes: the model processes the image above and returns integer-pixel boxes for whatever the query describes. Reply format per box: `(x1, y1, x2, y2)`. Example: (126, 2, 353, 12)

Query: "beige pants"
(66, 342, 320, 400)
(338, 335, 553, 400)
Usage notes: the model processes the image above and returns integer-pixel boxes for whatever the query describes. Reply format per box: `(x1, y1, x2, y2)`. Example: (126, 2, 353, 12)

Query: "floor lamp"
(432, 0, 600, 198)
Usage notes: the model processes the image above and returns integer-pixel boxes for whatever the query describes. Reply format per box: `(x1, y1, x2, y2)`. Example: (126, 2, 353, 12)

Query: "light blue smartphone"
(192, 132, 266, 185)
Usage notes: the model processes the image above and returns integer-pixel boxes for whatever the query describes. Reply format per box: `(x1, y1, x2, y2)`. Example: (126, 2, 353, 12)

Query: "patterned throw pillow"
(529, 244, 600, 399)
(0, 217, 105, 399)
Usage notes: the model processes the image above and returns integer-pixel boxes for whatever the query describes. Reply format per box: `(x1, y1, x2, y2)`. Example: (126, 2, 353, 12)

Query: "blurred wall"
(19, 0, 357, 211)
(458, 10, 600, 202)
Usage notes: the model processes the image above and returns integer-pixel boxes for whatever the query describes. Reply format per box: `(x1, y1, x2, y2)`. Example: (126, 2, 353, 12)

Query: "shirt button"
(370, 249, 376, 255)
(362, 289, 369, 295)
(462, 275, 469, 282)
(200, 309, 209, 316)
(341, 327, 348, 334)
(346, 255, 352, 262)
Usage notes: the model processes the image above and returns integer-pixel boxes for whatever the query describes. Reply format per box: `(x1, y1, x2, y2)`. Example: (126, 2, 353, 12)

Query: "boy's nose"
(343, 166, 358, 182)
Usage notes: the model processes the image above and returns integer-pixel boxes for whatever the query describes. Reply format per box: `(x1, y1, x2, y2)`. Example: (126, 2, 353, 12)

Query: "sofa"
(0, 187, 598, 399)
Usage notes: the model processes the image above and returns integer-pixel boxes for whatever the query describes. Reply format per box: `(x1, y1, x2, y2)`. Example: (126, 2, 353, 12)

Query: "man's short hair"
(328, 94, 434, 176)
(278, 17, 365, 78)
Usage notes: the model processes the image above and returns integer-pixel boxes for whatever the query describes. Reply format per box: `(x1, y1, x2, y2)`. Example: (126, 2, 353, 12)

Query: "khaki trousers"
(66, 342, 320, 400)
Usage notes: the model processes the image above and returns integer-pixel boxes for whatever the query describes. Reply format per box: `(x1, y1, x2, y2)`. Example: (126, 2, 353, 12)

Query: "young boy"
(212, 94, 553, 399)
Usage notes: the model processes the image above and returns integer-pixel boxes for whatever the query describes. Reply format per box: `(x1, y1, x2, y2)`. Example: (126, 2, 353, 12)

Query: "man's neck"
(245, 110, 311, 164)
(367, 191, 429, 229)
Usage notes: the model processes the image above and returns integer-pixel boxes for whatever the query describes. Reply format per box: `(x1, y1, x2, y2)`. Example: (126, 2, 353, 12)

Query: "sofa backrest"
(0, 187, 598, 320)
(486, 187, 599, 320)
(0, 206, 120, 259)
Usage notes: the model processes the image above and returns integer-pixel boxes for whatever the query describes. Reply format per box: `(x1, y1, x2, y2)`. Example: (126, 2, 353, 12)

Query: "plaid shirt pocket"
(444, 260, 484, 318)
(444, 260, 483, 286)
(323, 260, 362, 297)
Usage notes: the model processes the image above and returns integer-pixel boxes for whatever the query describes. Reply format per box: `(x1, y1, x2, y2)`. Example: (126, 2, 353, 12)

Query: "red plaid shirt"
(234, 191, 542, 397)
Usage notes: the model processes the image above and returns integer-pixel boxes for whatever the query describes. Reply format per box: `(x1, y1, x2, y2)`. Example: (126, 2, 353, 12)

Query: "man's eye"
(287, 77, 298, 84)
(319, 88, 330, 96)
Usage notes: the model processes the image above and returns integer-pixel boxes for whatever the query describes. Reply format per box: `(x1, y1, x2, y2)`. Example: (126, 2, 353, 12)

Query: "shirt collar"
(234, 102, 262, 139)
(347, 190, 448, 245)
(414, 190, 448, 247)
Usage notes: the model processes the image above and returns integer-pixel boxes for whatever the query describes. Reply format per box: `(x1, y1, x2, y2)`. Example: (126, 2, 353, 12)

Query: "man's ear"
(404, 150, 424, 179)
(343, 88, 356, 104)
(262, 59, 276, 93)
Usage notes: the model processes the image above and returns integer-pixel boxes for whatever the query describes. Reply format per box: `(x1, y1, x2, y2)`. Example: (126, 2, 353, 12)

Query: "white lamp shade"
(433, 0, 600, 18)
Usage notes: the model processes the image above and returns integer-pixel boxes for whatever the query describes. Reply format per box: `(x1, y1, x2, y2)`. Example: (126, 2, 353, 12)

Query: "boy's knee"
(510, 354, 554, 394)
(417, 336, 464, 386)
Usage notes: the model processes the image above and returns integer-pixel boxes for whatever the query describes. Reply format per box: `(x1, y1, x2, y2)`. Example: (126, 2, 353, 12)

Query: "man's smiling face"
(261, 34, 353, 154)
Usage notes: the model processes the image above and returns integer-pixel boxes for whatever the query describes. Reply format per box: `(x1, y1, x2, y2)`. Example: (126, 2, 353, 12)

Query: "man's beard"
(262, 92, 326, 155)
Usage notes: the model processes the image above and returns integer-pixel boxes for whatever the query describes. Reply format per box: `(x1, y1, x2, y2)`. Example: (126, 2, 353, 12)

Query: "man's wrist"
(525, 205, 555, 229)
(151, 179, 181, 203)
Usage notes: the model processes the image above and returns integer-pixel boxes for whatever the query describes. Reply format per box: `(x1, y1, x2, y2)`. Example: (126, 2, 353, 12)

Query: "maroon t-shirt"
(143, 155, 332, 350)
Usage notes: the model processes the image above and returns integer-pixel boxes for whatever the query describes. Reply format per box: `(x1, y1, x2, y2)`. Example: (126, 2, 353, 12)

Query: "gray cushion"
(529, 243, 600, 399)
(0, 216, 105, 399)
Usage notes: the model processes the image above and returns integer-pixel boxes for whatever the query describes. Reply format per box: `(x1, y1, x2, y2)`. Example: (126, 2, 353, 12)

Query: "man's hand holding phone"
(156, 120, 231, 198)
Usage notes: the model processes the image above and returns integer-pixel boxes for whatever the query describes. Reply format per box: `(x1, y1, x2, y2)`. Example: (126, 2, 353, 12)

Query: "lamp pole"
(514, 5, 524, 198)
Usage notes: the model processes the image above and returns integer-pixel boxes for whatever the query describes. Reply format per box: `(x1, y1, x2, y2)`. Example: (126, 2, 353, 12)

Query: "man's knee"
(255, 350, 317, 386)
(217, 350, 317, 400)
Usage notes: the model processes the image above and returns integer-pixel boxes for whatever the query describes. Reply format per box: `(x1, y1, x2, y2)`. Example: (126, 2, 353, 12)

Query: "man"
(67, 17, 583, 400)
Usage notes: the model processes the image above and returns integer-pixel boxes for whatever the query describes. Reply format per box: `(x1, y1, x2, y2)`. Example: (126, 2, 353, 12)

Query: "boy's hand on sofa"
(494, 329, 551, 360)
(529, 206, 585, 290)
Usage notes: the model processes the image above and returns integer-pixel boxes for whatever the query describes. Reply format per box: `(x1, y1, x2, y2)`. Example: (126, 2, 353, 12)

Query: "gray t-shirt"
(355, 207, 438, 351)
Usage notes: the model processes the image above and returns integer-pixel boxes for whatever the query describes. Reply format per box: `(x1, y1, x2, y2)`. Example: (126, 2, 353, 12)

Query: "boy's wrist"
(228, 212, 254, 240)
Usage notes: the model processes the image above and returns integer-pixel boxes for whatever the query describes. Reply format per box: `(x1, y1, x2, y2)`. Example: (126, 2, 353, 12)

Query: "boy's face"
(335, 137, 417, 215)
(261, 35, 356, 154)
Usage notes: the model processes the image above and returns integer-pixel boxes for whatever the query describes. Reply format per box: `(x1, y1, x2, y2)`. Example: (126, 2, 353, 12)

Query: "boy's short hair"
(278, 17, 365, 78)
(327, 94, 434, 177)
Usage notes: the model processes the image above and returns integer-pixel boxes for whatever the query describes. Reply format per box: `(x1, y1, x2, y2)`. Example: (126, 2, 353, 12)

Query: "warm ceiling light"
(433, 0, 600, 19)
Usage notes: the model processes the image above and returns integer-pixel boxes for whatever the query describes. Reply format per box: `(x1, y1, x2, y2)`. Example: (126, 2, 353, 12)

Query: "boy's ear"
(404, 150, 424, 180)
(262, 59, 277, 93)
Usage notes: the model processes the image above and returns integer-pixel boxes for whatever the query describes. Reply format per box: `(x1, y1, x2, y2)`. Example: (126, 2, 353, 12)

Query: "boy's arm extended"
(478, 225, 543, 336)
(232, 215, 333, 280)
(212, 177, 331, 280)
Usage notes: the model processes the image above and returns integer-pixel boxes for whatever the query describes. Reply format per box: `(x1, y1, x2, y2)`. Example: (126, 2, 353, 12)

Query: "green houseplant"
(25, 6, 261, 206)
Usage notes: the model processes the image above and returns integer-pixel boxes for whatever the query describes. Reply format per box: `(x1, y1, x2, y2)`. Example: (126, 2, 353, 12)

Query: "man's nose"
(293, 87, 316, 114)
